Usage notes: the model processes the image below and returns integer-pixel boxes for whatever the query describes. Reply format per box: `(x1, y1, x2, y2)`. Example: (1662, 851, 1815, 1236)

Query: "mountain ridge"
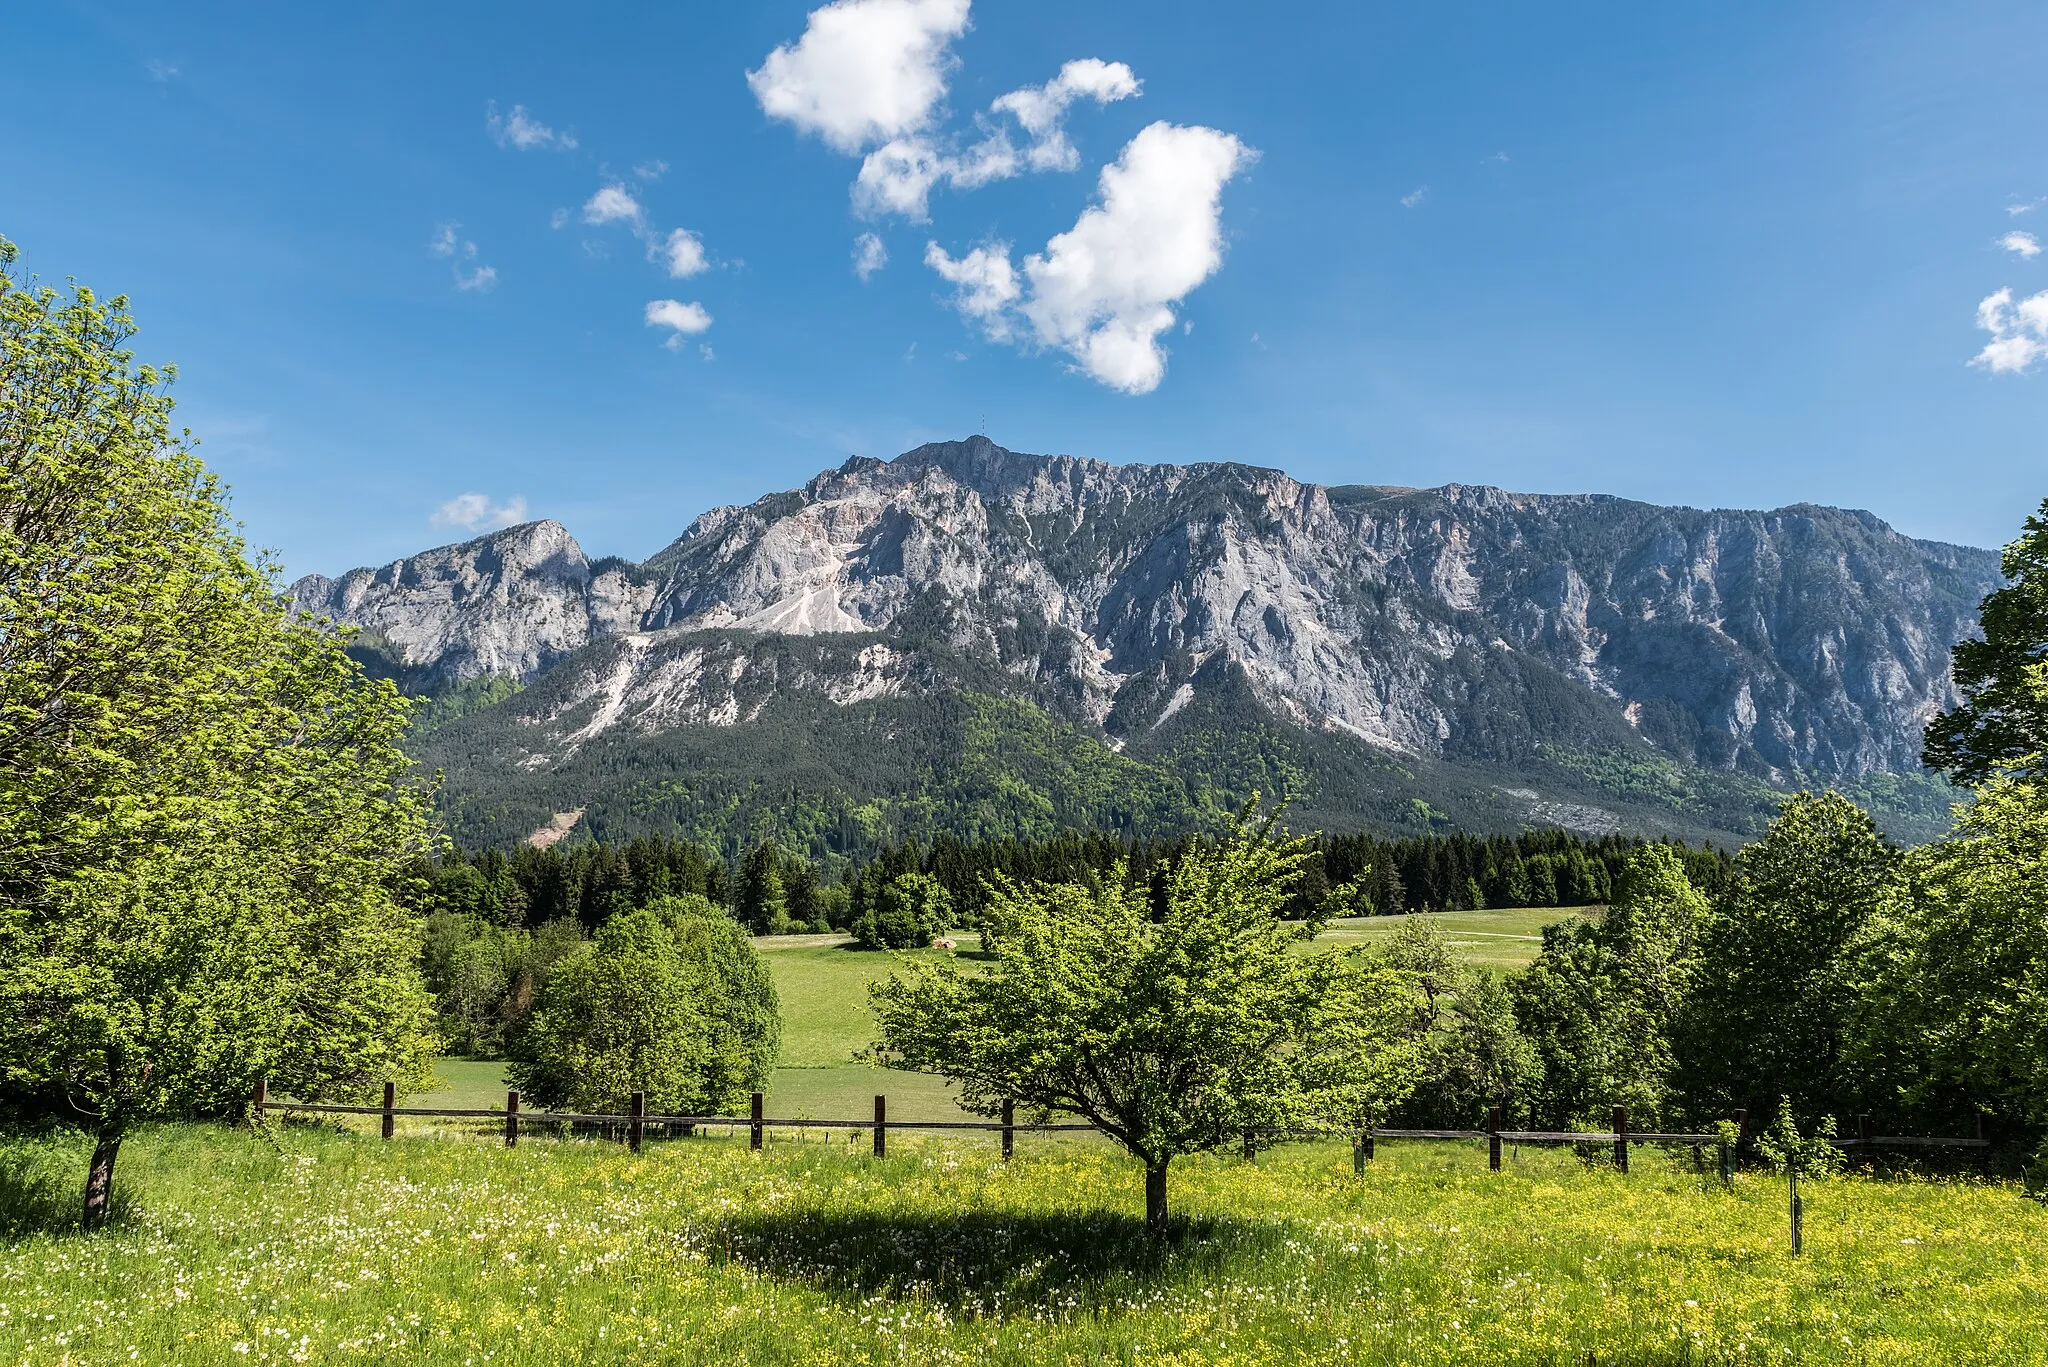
(292, 437, 2000, 852)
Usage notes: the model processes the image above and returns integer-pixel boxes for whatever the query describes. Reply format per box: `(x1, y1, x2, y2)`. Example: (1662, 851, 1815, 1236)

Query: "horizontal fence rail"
(250, 1080, 1992, 1177)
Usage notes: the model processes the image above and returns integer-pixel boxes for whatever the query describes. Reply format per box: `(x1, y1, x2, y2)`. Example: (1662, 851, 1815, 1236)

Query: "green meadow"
(3, 1121, 2042, 1366)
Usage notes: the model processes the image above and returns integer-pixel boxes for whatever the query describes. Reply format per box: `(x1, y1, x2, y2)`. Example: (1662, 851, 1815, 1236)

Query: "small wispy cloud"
(1400, 185, 1429, 208)
(660, 229, 708, 278)
(432, 492, 529, 533)
(2007, 198, 2043, 217)
(430, 224, 498, 292)
(853, 232, 888, 280)
(582, 183, 646, 229)
(487, 101, 577, 152)
(646, 298, 713, 349)
(1999, 230, 2042, 259)
(634, 160, 669, 182)
(1484, 151, 1509, 164)
(146, 59, 179, 81)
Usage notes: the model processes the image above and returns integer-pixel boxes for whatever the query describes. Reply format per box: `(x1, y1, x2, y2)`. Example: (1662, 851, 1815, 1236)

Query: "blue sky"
(5, 1, 2046, 575)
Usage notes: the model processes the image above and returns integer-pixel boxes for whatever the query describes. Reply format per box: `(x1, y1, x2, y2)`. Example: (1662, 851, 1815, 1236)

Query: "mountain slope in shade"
(293, 438, 1998, 852)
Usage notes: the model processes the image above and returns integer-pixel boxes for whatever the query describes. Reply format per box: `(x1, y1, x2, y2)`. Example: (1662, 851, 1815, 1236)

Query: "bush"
(852, 873, 953, 950)
(508, 896, 778, 1114)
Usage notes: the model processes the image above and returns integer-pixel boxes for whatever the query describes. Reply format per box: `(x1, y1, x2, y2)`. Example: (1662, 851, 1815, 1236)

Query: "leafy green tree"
(1924, 498, 2048, 785)
(869, 817, 1367, 1234)
(736, 841, 790, 934)
(1512, 844, 1704, 1128)
(1677, 793, 1899, 1124)
(509, 895, 777, 1114)
(1378, 920, 1541, 1127)
(851, 871, 953, 949)
(1846, 776, 2048, 1142)
(0, 241, 437, 1228)
(1296, 949, 1430, 1134)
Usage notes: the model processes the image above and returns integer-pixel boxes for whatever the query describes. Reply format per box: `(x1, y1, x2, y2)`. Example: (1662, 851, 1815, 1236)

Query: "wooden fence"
(249, 1081, 1991, 1171)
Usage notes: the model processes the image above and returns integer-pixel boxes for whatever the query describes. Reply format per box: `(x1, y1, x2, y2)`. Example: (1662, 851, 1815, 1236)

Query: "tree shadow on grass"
(0, 1143, 127, 1239)
(707, 1207, 1280, 1315)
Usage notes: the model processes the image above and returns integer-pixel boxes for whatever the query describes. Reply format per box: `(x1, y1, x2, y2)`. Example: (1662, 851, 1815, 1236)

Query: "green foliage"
(1846, 775, 2048, 1141)
(1679, 793, 1900, 1123)
(419, 914, 586, 1057)
(1510, 844, 1706, 1128)
(0, 240, 437, 1223)
(851, 872, 953, 950)
(736, 841, 791, 934)
(1754, 1096, 1847, 1179)
(1924, 497, 2048, 785)
(870, 811, 1413, 1231)
(1376, 920, 1543, 1127)
(508, 896, 778, 1114)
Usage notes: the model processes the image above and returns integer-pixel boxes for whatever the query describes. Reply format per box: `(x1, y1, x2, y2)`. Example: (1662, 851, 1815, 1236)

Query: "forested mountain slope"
(292, 437, 1998, 854)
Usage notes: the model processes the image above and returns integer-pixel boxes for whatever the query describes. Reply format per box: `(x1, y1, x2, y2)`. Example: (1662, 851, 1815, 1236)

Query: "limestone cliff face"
(291, 437, 2000, 784)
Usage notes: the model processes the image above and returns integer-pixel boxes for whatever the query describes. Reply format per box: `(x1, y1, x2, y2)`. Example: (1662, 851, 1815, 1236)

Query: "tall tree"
(0, 241, 437, 1227)
(870, 814, 1401, 1235)
(1924, 498, 2048, 785)
(1677, 793, 1899, 1125)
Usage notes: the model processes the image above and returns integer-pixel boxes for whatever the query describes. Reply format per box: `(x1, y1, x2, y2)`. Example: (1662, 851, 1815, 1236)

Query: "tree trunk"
(1145, 1161, 1169, 1237)
(82, 1122, 123, 1233)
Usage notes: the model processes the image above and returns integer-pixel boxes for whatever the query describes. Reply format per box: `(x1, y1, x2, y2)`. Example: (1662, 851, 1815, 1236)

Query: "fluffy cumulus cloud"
(430, 224, 497, 292)
(751, 0, 1138, 220)
(927, 122, 1253, 393)
(747, 0, 969, 153)
(661, 228, 709, 277)
(1972, 287, 2048, 374)
(923, 241, 1018, 337)
(487, 102, 577, 152)
(853, 231, 889, 279)
(1999, 230, 2042, 258)
(645, 298, 714, 349)
(432, 493, 529, 533)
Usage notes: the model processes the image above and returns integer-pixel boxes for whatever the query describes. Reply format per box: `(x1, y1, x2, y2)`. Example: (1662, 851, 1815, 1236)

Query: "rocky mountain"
(292, 437, 2000, 853)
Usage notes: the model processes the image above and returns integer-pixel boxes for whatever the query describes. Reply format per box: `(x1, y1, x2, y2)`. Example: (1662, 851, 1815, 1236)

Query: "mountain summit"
(293, 438, 1998, 851)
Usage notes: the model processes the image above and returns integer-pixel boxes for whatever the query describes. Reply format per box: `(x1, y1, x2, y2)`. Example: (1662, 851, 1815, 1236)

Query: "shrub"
(852, 873, 953, 949)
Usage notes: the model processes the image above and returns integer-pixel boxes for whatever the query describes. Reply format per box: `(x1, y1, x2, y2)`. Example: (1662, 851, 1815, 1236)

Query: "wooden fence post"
(382, 1081, 396, 1141)
(629, 1091, 645, 1154)
(1488, 1106, 1502, 1171)
(1001, 1098, 1014, 1162)
(1612, 1105, 1629, 1173)
(873, 1094, 886, 1158)
(1353, 1130, 1369, 1175)
(251, 1077, 267, 1126)
(505, 1090, 520, 1148)
(1242, 1128, 1256, 1161)
(750, 1092, 763, 1152)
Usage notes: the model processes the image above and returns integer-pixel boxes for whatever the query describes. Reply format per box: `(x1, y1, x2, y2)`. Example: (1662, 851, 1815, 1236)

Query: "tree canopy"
(0, 240, 438, 1227)
(869, 812, 1417, 1234)
(1925, 498, 2048, 785)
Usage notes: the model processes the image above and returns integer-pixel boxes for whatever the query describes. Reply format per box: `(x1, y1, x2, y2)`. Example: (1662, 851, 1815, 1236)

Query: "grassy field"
(416, 910, 1569, 1125)
(2, 1121, 2042, 1365)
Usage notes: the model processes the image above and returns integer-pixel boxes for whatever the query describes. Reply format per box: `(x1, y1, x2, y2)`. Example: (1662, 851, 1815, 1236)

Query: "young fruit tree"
(0, 240, 438, 1228)
(869, 811, 1418, 1234)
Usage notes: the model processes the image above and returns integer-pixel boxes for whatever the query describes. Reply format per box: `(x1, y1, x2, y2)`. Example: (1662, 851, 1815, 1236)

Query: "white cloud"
(854, 136, 950, 218)
(983, 59, 1140, 176)
(853, 232, 889, 279)
(1401, 185, 1429, 208)
(748, 0, 969, 154)
(660, 228, 709, 277)
(147, 59, 179, 80)
(487, 102, 577, 152)
(1999, 231, 2042, 258)
(432, 493, 529, 533)
(926, 121, 1253, 393)
(635, 159, 669, 182)
(2008, 199, 2043, 217)
(646, 299, 714, 349)
(1971, 286, 2048, 374)
(582, 183, 645, 228)
(924, 241, 1019, 338)
(430, 225, 497, 292)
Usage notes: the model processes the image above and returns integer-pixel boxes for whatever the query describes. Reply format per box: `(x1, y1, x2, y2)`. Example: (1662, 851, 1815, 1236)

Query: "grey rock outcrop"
(291, 438, 2000, 785)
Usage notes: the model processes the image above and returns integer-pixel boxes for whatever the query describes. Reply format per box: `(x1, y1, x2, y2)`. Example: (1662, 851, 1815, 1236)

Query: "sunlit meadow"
(2, 1122, 2043, 1365)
